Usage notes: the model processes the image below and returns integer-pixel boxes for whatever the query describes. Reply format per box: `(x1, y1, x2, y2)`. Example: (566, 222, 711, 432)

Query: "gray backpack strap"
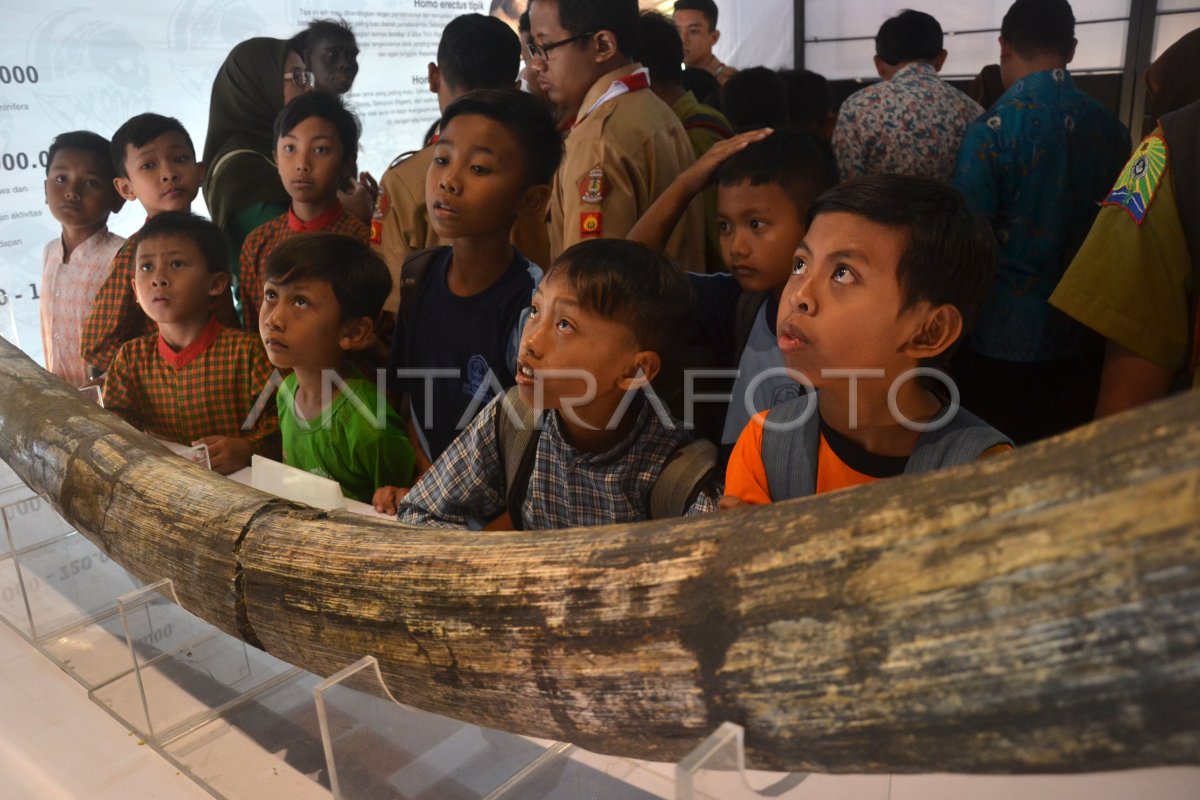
(650, 438, 718, 519)
(496, 386, 542, 529)
(760, 393, 820, 502)
(904, 406, 1013, 475)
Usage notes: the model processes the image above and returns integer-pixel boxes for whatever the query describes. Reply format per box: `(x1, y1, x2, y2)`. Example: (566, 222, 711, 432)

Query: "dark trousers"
(950, 347, 1103, 445)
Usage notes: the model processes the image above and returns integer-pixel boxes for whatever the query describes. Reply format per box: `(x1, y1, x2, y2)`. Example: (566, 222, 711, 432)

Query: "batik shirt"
(41, 227, 125, 387)
(398, 394, 720, 530)
(954, 69, 1129, 362)
(833, 62, 983, 183)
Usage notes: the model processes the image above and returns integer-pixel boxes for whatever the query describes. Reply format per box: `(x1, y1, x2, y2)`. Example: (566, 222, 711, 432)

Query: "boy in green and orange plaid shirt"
(239, 92, 370, 332)
(103, 213, 279, 474)
(81, 113, 239, 375)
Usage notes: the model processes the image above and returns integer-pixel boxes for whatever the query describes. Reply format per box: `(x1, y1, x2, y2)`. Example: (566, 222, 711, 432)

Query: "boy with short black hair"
(673, 0, 738, 85)
(377, 12, 524, 291)
(723, 175, 1012, 506)
(387, 88, 563, 472)
(240, 92, 369, 331)
(629, 127, 838, 454)
(389, 238, 720, 528)
(103, 212, 278, 475)
(261, 233, 414, 502)
(289, 18, 359, 95)
(81, 113, 238, 375)
(41, 130, 126, 387)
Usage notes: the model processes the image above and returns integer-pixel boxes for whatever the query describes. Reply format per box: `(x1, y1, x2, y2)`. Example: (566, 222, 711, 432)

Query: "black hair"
(110, 113, 195, 179)
(550, 0, 640, 59)
(780, 69, 834, 135)
(638, 11, 684, 88)
(272, 92, 361, 163)
(440, 88, 564, 187)
(265, 232, 392, 322)
(805, 175, 997, 337)
(875, 10, 943, 66)
(718, 128, 838, 219)
(682, 67, 722, 108)
(437, 14, 522, 91)
(1001, 0, 1076, 60)
(519, 10, 531, 34)
(289, 18, 356, 61)
(544, 239, 695, 361)
(137, 212, 230, 276)
(673, 0, 717, 29)
(46, 130, 116, 180)
(721, 67, 790, 133)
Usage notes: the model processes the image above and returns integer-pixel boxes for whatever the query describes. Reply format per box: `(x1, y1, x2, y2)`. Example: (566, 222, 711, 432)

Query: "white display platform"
(1, 459, 1198, 799)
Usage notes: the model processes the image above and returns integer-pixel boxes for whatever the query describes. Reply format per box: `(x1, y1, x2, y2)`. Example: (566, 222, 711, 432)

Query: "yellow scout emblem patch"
(580, 211, 603, 238)
(1103, 134, 1167, 225)
(579, 166, 609, 204)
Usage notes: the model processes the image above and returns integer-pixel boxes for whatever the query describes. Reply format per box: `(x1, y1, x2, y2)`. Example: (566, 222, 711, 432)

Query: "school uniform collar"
(157, 315, 222, 369)
(287, 202, 346, 233)
(575, 63, 651, 128)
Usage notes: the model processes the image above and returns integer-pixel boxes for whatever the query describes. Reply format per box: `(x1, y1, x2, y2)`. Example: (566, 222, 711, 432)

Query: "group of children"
(38, 13, 1015, 533)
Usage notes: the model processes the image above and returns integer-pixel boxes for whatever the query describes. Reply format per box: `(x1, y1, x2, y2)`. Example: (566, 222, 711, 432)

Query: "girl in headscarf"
(203, 38, 313, 269)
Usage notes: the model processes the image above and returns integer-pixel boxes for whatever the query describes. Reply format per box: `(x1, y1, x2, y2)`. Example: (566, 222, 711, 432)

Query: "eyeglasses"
(284, 67, 316, 90)
(526, 31, 595, 61)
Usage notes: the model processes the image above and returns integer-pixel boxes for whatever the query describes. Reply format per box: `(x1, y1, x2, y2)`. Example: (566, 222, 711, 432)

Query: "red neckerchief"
(287, 202, 346, 233)
(574, 68, 651, 129)
(157, 316, 222, 369)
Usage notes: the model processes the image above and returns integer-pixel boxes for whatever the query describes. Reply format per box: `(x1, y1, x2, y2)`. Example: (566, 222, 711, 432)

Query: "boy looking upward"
(103, 213, 279, 474)
(377, 13, 524, 295)
(723, 176, 1012, 506)
(81, 113, 238, 375)
(40, 130, 126, 387)
(528, 0, 705, 271)
(387, 89, 562, 470)
(390, 239, 720, 527)
(239, 92, 369, 332)
(261, 234, 414, 503)
(673, 0, 738, 86)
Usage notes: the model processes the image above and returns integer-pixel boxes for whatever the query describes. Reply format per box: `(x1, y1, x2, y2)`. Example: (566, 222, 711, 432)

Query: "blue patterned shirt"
(833, 62, 983, 183)
(397, 394, 720, 529)
(954, 68, 1129, 362)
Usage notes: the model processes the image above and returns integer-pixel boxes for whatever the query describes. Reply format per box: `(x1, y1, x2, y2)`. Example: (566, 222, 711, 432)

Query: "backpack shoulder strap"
(904, 406, 1014, 475)
(495, 386, 542, 530)
(733, 291, 769, 361)
(649, 438, 718, 519)
(399, 246, 448, 333)
(1160, 101, 1200, 379)
(759, 393, 821, 502)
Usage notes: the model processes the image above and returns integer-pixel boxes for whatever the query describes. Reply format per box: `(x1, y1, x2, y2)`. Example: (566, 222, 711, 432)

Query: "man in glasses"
(527, 0, 705, 272)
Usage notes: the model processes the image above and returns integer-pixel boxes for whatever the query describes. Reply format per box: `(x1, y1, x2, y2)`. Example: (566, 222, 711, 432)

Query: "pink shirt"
(41, 227, 125, 387)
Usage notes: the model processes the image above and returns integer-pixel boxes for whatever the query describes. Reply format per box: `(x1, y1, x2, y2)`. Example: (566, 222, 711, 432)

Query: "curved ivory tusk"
(0, 336, 1198, 773)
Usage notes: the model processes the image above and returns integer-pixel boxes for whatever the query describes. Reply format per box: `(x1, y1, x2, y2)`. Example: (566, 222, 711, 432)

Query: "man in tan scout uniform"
(376, 14, 550, 311)
(528, 0, 705, 271)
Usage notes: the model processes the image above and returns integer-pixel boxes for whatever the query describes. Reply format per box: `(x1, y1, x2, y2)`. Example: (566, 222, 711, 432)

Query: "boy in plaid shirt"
(103, 213, 279, 474)
(260, 233, 414, 503)
(239, 92, 370, 332)
(385, 239, 720, 528)
(81, 114, 239, 375)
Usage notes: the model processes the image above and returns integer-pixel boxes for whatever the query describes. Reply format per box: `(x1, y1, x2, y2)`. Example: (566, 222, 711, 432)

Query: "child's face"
(275, 116, 348, 208)
(308, 34, 359, 95)
(116, 132, 203, 216)
(44, 148, 120, 232)
(259, 277, 356, 372)
(527, 0, 605, 114)
(778, 212, 932, 386)
(674, 10, 717, 67)
(132, 234, 227, 327)
(516, 272, 650, 413)
(426, 113, 533, 240)
(717, 180, 808, 297)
